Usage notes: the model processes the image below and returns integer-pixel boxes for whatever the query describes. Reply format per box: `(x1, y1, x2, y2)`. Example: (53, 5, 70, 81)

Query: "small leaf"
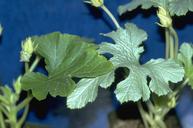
(21, 72, 75, 100)
(67, 78, 98, 109)
(100, 23, 184, 103)
(67, 71, 114, 109)
(21, 32, 113, 100)
(178, 43, 193, 88)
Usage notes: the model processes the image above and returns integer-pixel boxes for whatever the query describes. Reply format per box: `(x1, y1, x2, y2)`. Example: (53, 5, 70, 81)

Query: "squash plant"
(0, 0, 193, 128)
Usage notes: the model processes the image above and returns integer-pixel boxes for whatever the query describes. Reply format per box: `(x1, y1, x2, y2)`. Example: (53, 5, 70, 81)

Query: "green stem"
(18, 105, 29, 128)
(137, 101, 149, 128)
(29, 56, 41, 72)
(169, 29, 175, 59)
(0, 105, 8, 117)
(156, 118, 167, 128)
(169, 26, 179, 58)
(165, 28, 170, 59)
(24, 63, 29, 73)
(0, 110, 6, 128)
(16, 94, 32, 111)
(101, 5, 120, 29)
(172, 78, 189, 97)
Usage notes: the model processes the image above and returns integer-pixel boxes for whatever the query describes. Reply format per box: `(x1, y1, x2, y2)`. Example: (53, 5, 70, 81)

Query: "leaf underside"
(118, 0, 193, 16)
(21, 32, 113, 100)
(99, 23, 184, 103)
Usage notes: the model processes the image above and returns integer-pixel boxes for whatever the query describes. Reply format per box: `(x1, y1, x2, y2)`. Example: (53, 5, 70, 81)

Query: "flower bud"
(20, 37, 36, 62)
(85, 0, 104, 7)
(157, 6, 172, 28)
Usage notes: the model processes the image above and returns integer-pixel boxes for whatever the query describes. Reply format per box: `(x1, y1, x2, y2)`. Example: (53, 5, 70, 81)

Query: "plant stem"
(18, 105, 29, 128)
(172, 78, 189, 97)
(16, 94, 32, 111)
(101, 5, 121, 29)
(29, 56, 41, 72)
(25, 63, 29, 73)
(137, 101, 149, 128)
(0, 110, 6, 128)
(169, 30, 175, 59)
(169, 26, 179, 58)
(165, 28, 170, 59)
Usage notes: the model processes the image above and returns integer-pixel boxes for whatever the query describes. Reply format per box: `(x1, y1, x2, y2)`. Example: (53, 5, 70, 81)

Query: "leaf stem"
(16, 94, 32, 111)
(169, 29, 175, 59)
(169, 26, 179, 58)
(165, 28, 170, 59)
(101, 5, 121, 29)
(25, 63, 29, 73)
(18, 105, 29, 128)
(173, 78, 189, 97)
(29, 56, 41, 72)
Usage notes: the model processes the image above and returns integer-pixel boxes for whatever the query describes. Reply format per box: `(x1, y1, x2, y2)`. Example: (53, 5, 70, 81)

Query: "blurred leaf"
(178, 43, 193, 88)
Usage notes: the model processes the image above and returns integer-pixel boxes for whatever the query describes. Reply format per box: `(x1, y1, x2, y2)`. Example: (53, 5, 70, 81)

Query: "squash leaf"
(67, 71, 114, 109)
(118, 0, 193, 16)
(99, 23, 184, 103)
(178, 43, 193, 88)
(21, 32, 113, 100)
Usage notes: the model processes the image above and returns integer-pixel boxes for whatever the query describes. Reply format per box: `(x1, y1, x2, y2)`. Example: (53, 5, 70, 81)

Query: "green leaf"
(169, 0, 193, 16)
(118, 0, 160, 15)
(118, 0, 193, 16)
(67, 71, 114, 109)
(21, 72, 75, 100)
(178, 43, 193, 88)
(99, 23, 184, 103)
(21, 32, 113, 100)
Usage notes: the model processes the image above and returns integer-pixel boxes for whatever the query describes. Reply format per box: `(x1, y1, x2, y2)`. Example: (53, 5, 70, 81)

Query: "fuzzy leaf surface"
(99, 23, 184, 103)
(118, 0, 193, 16)
(67, 71, 114, 109)
(21, 32, 113, 100)
(178, 43, 193, 88)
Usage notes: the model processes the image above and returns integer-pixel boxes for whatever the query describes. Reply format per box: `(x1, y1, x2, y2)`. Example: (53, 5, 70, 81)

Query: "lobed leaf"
(99, 23, 184, 103)
(21, 32, 113, 100)
(118, 0, 193, 16)
(67, 71, 114, 109)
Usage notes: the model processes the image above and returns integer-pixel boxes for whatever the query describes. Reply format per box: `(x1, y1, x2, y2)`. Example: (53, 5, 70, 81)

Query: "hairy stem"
(101, 5, 120, 29)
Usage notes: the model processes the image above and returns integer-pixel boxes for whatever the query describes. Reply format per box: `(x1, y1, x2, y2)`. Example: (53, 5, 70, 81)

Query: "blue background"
(0, 0, 193, 128)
